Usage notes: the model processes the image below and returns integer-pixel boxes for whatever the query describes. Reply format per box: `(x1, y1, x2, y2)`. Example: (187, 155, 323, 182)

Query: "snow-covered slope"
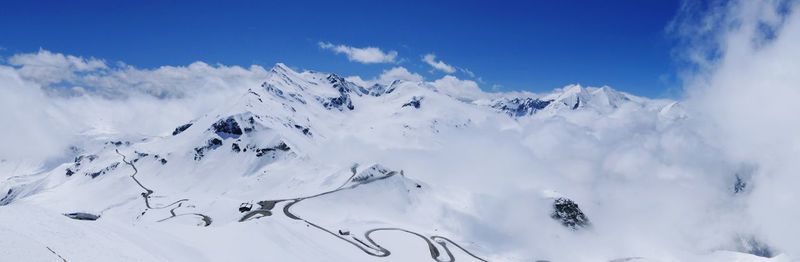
(0, 64, 788, 262)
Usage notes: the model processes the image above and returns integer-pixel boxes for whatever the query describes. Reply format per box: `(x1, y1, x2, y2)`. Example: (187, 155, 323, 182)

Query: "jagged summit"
(486, 84, 648, 117)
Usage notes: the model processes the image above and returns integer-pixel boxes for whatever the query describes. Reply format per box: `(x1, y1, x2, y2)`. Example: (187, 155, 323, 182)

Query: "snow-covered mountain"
(0, 64, 787, 262)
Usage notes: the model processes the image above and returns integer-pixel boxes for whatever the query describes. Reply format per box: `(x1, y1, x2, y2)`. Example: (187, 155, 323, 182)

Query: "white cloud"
(0, 49, 272, 164)
(422, 53, 456, 73)
(429, 75, 485, 101)
(8, 49, 108, 86)
(346, 66, 423, 87)
(8, 50, 269, 99)
(676, 0, 800, 255)
(0, 65, 73, 161)
(318, 42, 398, 64)
(378, 66, 423, 83)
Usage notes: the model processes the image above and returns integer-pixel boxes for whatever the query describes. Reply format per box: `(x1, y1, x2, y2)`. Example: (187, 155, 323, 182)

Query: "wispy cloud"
(459, 67, 476, 78)
(422, 53, 456, 73)
(318, 42, 398, 64)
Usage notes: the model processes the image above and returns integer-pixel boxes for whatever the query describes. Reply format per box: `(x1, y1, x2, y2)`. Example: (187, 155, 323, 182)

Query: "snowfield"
(1, 60, 796, 262)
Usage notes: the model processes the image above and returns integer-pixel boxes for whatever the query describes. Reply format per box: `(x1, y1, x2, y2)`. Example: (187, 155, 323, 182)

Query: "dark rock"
(194, 138, 224, 161)
(65, 168, 75, 176)
(64, 212, 100, 221)
(737, 236, 774, 258)
(351, 165, 391, 183)
(232, 143, 241, 153)
(402, 96, 423, 109)
(172, 123, 193, 136)
(242, 116, 256, 133)
(106, 141, 130, 147)
(294, 124, 312, 136)
(572, 97, 581, 110)
(74, 154, 98, 164)
(255, 142, 291, 157)
(734, 175, 747, 194)
(492, 98, 553, 117)
(160, 158, 168, 165)
(551, 197, 591, 230)
(318, 74, 356, 111)
(212, 117, 243, 138)
(87, 162, 120, 179)
(0, 189, 18, 206)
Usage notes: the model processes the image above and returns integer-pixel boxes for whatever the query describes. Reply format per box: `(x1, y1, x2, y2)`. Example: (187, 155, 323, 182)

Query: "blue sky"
(0, 0, 682, 97)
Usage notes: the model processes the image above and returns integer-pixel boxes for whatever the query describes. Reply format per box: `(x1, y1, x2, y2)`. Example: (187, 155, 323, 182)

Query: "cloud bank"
(675, 0, 800, 255)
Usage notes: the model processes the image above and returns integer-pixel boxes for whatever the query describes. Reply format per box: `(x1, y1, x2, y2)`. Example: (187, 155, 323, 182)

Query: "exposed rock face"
(736, 236, 774, 258)
(194, 138, 223, 161)
(131, 151, 168, 165)
(550, 197, 591, 230)
(172, 123, 193, 136)
(87, 162, 120, 179)
(0, 188, 19, 206)
(64, 212, 100, 221)
(366, 80, 400, 97)
(491, 97, 552, 117)
(352, 164, 392, 183)
(402, 96, 423, 109)
(734, 175, 747, 194)
(212, 117, 243, 138)
(293, 124, 312, 136)
(106, 141, 130, 147)
(66, 154, 99, 176)
(318, 74, 356, 111)
(255, 142, 291, 158)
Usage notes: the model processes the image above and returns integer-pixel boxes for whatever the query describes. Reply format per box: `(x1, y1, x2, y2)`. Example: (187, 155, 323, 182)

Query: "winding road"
(116, 149, 212, 226)
(113, 154, 642, 261)
(239, 169, 488, 262)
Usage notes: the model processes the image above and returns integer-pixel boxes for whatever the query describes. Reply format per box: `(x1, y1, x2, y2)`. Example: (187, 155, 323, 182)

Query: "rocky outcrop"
(736, 236, 774, 258)
(172, 123, 193, 136)
(550, 197, 591, 230)
(194, 138, 223, 161)
(293, 124, 312, 136)
(491, 97, 552, 117)
(64, 212, 100, 221)
(106, 141, 130, 147)
(255, 142, 291, 158)
(65, 154, 98, 176)
(131, 151, 168, 165)
(0, 188, 19, 206)
(317, 74, 356, 111)
(402, 96, 423, 109)
(352, 164, 392, 183)
(212, 117, 243, 138)
(87, 162, 120, 179)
